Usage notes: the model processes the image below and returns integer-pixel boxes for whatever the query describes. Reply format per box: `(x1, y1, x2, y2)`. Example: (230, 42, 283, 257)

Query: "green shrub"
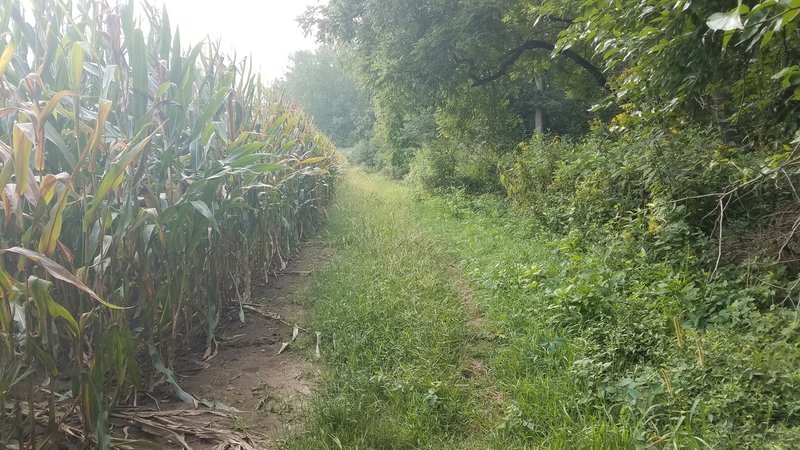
(408, 139, 502, 194)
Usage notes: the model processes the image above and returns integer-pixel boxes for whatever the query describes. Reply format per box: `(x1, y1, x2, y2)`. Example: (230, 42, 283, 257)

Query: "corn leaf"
(12, 123, 33, 197)
(38, 187, 70, 256)
(83, 132, 155, 230)
(2, 247, 122, 310)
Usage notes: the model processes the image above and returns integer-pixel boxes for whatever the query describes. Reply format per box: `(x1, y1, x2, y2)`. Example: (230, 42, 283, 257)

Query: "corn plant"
(0, 0, 336, 447)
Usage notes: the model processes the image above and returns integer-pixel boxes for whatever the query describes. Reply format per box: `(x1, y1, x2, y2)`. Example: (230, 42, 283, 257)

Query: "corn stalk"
(0, 0, 337, 447)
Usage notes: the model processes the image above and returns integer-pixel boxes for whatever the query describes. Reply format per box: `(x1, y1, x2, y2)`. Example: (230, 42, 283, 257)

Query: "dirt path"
(122, 239, 333, 449)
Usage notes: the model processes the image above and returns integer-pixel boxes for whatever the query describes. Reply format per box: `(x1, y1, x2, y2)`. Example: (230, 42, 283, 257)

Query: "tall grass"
(0, 0, 336, 447)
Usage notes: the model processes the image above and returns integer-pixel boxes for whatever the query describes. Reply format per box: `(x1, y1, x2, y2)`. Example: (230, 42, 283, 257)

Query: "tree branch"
(465, 40, 609, 90)
(543, 15, 576, 25)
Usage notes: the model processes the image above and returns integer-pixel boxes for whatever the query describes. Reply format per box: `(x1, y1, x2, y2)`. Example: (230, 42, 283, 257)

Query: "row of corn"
(0, 0, 336, 447)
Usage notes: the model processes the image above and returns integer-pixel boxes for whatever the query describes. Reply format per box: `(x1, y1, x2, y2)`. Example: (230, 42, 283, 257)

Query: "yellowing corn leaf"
(0, 41, 14, 77)
(298, 156, 329, 166)
(39, 90, 75, 121)
(85, 99, 113, 156)
(70, 42, 85, 92)
(39, 171, 71, 204)
(12, 123, 33, 197)
(38, 187, 70, 256)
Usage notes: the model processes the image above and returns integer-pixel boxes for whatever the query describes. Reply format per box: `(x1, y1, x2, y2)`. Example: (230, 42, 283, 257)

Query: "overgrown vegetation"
(295, 0, 800, 447)
(418, 185, 800, 447)
(278, 47, 373, 149)
(0, 0, 335, 447)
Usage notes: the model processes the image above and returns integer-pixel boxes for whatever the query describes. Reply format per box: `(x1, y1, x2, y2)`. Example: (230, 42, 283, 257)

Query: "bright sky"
(155, 0, 324, 82)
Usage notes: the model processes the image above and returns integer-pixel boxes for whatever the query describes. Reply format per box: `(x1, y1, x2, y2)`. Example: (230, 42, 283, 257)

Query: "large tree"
(278, 47, 373, 148)
(301, 0, 609, 149)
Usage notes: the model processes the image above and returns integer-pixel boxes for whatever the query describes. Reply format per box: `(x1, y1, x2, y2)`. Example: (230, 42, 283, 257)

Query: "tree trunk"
(534, 76, 545, 134)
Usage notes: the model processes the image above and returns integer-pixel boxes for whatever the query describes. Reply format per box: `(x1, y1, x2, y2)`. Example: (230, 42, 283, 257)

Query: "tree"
(278, 47, 373, 148)
(559, 0, 800, 145)
(301, 0, 609, 154)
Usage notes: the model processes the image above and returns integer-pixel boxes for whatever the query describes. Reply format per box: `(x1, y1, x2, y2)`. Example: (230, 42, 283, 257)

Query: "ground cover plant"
(0, 0, 335, 447)
(289, 1, 800, 448)
(294, 173, 478, 449)
(297, 170, 800, 448)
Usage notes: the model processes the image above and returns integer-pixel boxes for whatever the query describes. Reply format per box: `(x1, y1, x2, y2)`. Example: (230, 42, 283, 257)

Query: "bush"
(408, 139, 502, 194)
(427, 122, 800, 445)
(345, 137, 384, 172)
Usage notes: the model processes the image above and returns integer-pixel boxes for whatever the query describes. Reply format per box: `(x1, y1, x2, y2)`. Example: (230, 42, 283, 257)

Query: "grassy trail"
(294, 171, 633, 449)
(293, 172, 481, 449)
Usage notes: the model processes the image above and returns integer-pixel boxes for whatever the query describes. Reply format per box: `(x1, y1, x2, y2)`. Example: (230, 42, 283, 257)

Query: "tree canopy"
(302, 0, 799, 156)
(278, 47, 373, 148)
(301, 0, 612, 172)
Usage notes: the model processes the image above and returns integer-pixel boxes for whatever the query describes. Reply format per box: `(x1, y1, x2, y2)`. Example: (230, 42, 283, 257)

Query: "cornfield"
(0, 0, 336, 447)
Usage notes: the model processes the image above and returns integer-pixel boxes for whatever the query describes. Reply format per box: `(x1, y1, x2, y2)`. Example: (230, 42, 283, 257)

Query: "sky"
(155, 0, 324, 82)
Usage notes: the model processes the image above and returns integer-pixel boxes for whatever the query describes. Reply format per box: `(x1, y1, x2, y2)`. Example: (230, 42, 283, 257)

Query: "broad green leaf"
(188, 85, 231, 143)
(28, 276, 79, 337)
(31, 343, 59, 376)
(130, 30, 149, 131)
(83, 132, 155, 230)
(248, 163, 288, 174)
(190, 200, 219, 232)
(45, 122, 77, 169)
(707, 11, 745, 31)
(148, 344, 197, 406)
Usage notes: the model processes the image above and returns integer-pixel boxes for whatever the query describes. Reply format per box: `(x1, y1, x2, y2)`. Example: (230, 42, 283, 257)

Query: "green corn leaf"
(83, 131, 155, 230)
(131, 30, 149, 131)
(38, 187, 70, 255)
(31, 342, 59, 376)
(190, 200, 219, 232)
(148, 344, 197, 406)
(28, 276, 79, 337)
(188, 85, 231, 144)
(44, 122, 77, 170)
(248, 163, 288, 174)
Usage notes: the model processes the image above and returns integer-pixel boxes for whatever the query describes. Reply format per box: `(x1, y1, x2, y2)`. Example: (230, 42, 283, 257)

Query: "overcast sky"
(155, 0, 324, 82)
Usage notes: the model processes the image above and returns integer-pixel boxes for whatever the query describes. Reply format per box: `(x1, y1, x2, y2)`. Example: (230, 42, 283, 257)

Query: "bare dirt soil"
(116, 239, 333, 449)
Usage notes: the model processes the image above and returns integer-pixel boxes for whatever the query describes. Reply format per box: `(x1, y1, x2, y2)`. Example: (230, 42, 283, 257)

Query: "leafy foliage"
(278, 47, 373, 148)
(302, 0, 609, 175)
(564, 0, 800, 146)
(303, 0, 800, 446)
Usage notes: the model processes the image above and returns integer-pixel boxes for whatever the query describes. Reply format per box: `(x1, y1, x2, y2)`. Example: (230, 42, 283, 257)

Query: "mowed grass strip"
(296, 172, 479, 449)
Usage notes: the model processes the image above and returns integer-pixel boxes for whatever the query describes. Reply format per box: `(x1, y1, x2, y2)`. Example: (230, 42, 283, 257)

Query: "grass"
(294, 171, 639, 449)
(295, 172, 477, 449)
(297, 170, 798, 449)
(409, 187, 640, 448)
